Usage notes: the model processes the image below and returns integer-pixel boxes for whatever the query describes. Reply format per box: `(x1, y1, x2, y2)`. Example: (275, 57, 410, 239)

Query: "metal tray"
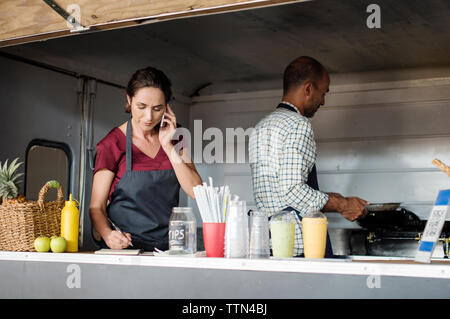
(365, 202, 401, 212)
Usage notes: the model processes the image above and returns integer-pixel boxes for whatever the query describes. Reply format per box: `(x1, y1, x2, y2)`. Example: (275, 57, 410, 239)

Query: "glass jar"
(168, 207, 197, 254)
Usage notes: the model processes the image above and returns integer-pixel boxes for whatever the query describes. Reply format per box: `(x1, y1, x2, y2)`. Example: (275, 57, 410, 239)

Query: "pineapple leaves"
(11, 173, 24, 185)
(0, 181, 18, 200)
(0, 157, 23, 200)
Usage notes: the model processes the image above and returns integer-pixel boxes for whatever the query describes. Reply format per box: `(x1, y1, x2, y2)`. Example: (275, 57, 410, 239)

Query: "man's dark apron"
(95, 118, 180, 251)
(277, 103, 334, 258)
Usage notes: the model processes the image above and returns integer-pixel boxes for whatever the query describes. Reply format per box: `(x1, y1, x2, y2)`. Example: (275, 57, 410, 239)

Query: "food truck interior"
(0, 0, 449, 257)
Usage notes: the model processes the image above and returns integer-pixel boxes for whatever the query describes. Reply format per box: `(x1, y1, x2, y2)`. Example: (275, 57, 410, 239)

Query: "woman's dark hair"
(125, 66, 172, 113)
(283, 56, 325, 94)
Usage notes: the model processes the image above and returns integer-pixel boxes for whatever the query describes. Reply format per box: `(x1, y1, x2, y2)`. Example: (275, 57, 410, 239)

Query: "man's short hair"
(283, 56, 326, 94)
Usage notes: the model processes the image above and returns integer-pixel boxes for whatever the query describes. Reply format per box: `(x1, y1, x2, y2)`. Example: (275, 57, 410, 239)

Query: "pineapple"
(0, 158, 25, 204)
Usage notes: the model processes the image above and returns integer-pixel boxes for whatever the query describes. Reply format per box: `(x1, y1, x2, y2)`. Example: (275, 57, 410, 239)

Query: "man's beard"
(304, 105, 320, 118)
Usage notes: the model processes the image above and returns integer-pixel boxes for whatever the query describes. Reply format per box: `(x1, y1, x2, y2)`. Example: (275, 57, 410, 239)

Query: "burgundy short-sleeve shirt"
(94, 126, 185, 201)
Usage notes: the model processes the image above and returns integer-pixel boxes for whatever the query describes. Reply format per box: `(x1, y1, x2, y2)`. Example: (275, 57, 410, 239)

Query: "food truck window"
(24, 139, 72, 201)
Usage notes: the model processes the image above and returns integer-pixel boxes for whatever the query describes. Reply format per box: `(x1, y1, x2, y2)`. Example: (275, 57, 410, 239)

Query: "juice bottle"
(60, 194, 80, 252)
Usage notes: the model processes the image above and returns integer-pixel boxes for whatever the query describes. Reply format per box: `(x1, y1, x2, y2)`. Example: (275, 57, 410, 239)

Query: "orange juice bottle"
(60, 194, 80, 252)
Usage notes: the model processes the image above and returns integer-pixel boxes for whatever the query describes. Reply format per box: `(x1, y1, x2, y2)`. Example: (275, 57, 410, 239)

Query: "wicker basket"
(0, 181, 64, 251)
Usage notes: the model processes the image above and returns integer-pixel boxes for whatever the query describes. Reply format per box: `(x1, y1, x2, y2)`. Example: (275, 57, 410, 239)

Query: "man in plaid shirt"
(249, 56, 369, 257)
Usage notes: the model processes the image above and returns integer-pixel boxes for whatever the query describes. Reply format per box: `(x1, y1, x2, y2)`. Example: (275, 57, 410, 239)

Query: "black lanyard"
(276, 102, 297, 113)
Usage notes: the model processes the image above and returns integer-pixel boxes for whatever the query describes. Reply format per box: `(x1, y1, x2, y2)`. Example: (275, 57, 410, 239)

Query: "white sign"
(415, 190, 450, 263)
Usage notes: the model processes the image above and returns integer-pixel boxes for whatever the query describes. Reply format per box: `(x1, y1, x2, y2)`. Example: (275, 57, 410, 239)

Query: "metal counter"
(0, 251, 449, 299)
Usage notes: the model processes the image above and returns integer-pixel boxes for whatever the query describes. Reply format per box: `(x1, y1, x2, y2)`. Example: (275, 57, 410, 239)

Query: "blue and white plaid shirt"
(249, 101, 329, 255)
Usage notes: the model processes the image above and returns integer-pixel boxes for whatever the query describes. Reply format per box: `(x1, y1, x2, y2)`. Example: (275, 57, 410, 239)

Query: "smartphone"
(160, 105, 166, 128)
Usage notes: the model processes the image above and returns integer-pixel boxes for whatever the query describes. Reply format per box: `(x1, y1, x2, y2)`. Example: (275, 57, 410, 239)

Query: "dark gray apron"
(277, 103, 334, 257)
(97, 118, 180, 251)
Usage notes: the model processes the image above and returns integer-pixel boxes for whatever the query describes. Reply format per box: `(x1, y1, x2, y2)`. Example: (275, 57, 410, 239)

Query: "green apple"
(34, 237, 51, 252)
(50, 236, 67, 253)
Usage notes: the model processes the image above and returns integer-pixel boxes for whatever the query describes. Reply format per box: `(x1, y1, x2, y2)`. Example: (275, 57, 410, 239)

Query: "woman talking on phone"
(89, 66, 202, 251)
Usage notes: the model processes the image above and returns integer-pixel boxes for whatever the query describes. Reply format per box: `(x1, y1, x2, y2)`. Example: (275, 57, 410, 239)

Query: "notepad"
(94, 249, 143, 255)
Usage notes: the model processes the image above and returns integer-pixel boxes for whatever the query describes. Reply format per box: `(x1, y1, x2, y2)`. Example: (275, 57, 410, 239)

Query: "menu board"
(415, 189, 450, 263)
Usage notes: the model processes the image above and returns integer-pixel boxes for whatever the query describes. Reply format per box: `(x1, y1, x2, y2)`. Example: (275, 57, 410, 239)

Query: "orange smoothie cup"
(301, 211, 327, 258)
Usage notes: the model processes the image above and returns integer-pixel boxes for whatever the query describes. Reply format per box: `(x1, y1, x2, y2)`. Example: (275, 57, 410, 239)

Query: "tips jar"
(169, 207, 197, 255)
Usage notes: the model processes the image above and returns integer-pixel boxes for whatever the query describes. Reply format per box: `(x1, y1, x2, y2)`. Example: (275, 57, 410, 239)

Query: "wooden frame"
(0, 0, 309, 47)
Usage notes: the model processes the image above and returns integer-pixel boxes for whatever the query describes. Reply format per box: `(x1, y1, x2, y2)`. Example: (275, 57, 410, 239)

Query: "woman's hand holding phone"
(159, 104, 177, 150)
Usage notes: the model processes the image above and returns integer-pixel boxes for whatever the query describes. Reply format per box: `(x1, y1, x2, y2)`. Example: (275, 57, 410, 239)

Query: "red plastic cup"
(203, 223, 226, 257)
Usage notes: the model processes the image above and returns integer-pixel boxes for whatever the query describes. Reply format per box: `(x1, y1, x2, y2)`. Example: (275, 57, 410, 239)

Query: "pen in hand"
(107, 217, 133, 247)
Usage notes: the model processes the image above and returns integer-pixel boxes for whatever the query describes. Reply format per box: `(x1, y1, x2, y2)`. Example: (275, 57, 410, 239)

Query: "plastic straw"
(194, 185, 213, 222)
(223, 194, 229, 221)
(193, 177, 236, 223)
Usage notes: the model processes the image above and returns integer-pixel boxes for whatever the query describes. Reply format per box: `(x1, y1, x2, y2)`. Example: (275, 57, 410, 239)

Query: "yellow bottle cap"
(65, 194, 79, 207)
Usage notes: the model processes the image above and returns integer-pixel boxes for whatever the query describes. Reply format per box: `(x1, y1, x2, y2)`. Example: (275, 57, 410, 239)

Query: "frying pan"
(365, 202, 401, 212)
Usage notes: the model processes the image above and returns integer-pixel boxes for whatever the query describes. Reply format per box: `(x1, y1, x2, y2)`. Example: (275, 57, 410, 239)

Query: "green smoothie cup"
(270, 212, 296, 258)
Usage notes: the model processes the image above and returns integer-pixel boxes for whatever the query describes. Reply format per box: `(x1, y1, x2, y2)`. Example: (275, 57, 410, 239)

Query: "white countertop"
(1, 251, 449, 279)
